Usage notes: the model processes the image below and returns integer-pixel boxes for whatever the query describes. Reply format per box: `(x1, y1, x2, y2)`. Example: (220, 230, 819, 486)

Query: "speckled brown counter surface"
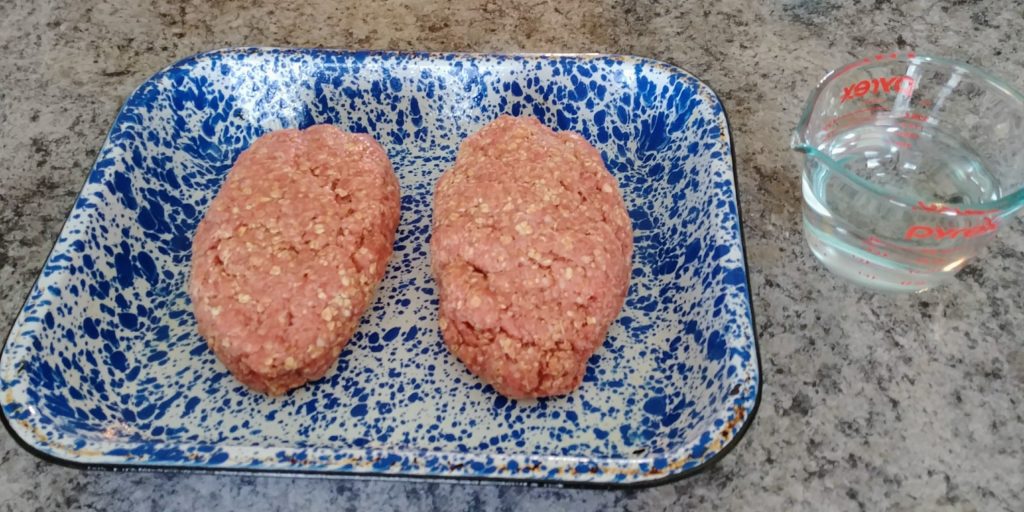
(0, 1, 1021, 510)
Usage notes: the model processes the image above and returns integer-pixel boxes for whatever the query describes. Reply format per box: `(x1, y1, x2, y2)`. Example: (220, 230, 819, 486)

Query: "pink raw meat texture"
(189, 125, 400, 395)
(431, 116, 633, 399)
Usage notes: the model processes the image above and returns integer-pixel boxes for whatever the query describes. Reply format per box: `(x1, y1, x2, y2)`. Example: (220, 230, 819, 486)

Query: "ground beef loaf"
(189, 125, 400, 395)
(431, 116, 633, 399)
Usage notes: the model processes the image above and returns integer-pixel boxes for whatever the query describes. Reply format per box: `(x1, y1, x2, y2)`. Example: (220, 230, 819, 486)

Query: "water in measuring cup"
(803, 121, 1002, 291)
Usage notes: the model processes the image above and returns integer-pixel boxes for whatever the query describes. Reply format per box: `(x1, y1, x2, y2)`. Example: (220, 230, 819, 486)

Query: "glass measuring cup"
(792, 52, 1024, 292)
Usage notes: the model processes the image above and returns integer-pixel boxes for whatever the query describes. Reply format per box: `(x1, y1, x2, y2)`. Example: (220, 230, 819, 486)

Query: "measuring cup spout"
(790, 130, 810, 153)
(996, 196, 1024, 220)
(790, 129, 831, 171)
(790, 115, 821, 159)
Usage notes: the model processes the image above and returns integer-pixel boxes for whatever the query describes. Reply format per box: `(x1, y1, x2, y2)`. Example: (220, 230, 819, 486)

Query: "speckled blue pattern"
(0, 49, 759, 486)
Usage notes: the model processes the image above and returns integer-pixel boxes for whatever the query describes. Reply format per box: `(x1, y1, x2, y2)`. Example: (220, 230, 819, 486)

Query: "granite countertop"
(1, 0, 1022, 510)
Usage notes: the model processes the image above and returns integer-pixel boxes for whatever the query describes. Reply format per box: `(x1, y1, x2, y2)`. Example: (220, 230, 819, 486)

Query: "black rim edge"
(0, 48, 763, 491)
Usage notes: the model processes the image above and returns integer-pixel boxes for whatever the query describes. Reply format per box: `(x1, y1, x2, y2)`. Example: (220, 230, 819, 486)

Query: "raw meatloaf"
(189, 125, 400, 395)
(431, 116, 633, 399)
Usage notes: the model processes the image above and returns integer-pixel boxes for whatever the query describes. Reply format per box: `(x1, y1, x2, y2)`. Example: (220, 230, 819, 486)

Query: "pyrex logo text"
(903, 217, 998, 241)
(841, 76, 915, 103)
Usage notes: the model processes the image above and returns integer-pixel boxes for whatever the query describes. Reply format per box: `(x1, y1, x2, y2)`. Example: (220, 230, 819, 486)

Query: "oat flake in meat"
(431, 116, 633, 399)
(189, 125, 400, 395)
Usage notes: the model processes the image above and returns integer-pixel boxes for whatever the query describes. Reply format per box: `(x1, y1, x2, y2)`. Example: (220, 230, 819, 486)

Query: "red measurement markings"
(863, 236, 944, 268)
(857, 270, 879, 281)
(821, 106, 889, 142)
(895, 121, 924, 135)
(821, 110, 930, 145)
(864, 236, 890, 258)
(899, 280, 930, 287)
(832, 52, 916, 79)
(862, 96, 889, 105)
(822, 105, 890, 130)
(912, 201, 998, 216)
(890, 114, 931, 148)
